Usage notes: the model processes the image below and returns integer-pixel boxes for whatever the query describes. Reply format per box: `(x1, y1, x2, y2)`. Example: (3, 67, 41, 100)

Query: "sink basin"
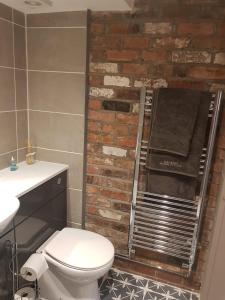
(0, 197, 20, 233)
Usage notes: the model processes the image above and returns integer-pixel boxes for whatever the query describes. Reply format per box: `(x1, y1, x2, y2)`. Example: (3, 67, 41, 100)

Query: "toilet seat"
(44, 228, 114, 271)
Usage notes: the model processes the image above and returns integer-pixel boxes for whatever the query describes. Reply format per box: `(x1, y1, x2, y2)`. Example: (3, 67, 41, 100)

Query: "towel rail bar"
(132, 240, 191, 258)
(135, 219, 195, 236)
(137, 197, 197, 210)
(133, 235, 192, 252)
(133, 236, 192, 253)
(136, 202, 197, 216)
(133, 231, 192, 246)
(134, 224, 193, 242)
(137, 191, 198, 204)
(132, 243, 190, 261)
(128, 87, 223, 275)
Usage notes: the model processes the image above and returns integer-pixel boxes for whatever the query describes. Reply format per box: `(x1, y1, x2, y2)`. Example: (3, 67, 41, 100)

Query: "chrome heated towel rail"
(128, 88, 223, 275)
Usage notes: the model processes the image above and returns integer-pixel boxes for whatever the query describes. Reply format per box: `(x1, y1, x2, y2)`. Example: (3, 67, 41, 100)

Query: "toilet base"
(39, 269, 100, 300)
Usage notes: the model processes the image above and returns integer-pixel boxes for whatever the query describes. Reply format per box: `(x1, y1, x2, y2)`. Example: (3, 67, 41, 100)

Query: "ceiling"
(0, 0, 134, 13)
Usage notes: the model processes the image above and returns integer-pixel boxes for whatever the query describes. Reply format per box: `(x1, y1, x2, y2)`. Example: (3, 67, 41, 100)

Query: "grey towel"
(147, 171, 197, 200)
(148, 88, 201, 157)
(146, 91, 211, 177)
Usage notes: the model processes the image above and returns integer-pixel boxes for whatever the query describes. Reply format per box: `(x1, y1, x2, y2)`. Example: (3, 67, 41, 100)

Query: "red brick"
(87, 132, 102, 143)
(86, 164, 102, 175)
(192, 37, 225, 50)
(116, 89, 140, 100)
(108, 23, 140, 34)
(87, 175, 132, 191)
(88, 110, 115, 122)
(91, 36, 121, 49)
(168, 80, 207, 90)
(102, 124, 129, 136)
(102, 134, 114, 145)
(116, 113, 139, 125)
(142, 50, 168, 63)
(116, 136, 137, 148)
(122, 63, 148, 75)
(217, 22, 225, 35)
(188, 66, 225, 79)
(177, 22, 214, 36)
(123, 37, 149, 49)
(102, 168, 131, 180)
(87, 143, 102, 154)
(90, 50, 106, 62)
(106, 50, 139, 62)
(87, 205, 98, 215)
(101, 189, 131, 202)
(91, 23, 104, 34)
(88, 99, 102, 110)
(88, 120, 101, 132)
(89, 75, 103, 86)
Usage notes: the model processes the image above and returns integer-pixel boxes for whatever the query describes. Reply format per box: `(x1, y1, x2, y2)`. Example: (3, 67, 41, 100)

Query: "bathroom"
(0, 0, 225, 299)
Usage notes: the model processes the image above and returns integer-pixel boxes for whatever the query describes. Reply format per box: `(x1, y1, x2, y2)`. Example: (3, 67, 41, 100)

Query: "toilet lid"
(44, 228, 114, 270)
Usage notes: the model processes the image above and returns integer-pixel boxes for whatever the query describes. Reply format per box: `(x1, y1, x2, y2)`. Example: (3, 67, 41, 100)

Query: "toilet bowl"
(36, 228, 115, 300)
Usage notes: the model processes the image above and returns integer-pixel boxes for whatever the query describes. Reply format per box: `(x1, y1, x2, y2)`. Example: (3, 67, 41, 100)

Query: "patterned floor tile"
(100, 269, 199, 300)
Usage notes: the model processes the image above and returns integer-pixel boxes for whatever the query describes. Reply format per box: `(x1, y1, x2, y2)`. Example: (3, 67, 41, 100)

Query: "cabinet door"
(15, 191, 67, 289)
(0, 227, 16, 300)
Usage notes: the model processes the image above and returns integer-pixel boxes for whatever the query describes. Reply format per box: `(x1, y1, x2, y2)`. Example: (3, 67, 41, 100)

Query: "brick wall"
(86, 0, 225, 291)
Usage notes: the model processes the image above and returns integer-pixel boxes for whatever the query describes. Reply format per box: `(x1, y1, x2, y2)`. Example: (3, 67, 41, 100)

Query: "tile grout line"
(28, 26, 87, 29)
(12, 10, 19, 163)
(28, 69, 85, 75)
(0, 147, 26, 158)
(29, 109, 84, 117)
(0, 109, 27, 113)
(25, 13, 30, 143)
(36, 146, 83, 156)
(68, 188, 82, 192)
(0, 65, 26, 71)
(0, 16, 25, 28)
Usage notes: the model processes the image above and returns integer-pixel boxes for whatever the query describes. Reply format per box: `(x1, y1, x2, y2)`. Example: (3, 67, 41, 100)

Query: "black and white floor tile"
(99, 268, 199, 300)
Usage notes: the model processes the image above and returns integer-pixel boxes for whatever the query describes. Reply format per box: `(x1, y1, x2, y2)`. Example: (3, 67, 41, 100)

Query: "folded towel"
(146, 91, 211, 177)
(146, 171, 197, 200)
(147, 88, 201, 157)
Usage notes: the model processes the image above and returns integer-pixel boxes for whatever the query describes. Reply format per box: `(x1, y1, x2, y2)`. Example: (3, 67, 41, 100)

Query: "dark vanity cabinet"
(0, 171, 67, 300)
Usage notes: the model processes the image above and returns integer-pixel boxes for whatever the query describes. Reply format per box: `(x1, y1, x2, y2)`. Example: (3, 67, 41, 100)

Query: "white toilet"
(36, 227, 115, 300)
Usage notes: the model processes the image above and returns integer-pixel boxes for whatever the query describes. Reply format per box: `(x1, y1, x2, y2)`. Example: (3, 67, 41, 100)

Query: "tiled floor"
(100, 269, 199, 300)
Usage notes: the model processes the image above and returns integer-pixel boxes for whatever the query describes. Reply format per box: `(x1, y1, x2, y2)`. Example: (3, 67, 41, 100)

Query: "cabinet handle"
(57, 177, 62, 185)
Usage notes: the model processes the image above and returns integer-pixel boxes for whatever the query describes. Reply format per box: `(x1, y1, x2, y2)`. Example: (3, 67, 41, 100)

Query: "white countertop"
(0, 161, 68, 198)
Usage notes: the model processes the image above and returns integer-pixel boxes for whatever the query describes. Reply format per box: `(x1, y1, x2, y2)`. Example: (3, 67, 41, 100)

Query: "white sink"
(0, 197, 20, 233)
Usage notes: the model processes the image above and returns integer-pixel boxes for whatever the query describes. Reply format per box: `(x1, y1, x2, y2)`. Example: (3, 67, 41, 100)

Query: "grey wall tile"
(0, 19, 13, 67)
(67, 188, 83, 225)
(27, 11, 87, 27)
(13, 9, 25, 27)
(0, 151, 17, 170)
(17, 110, 28, 148)
(29, 71, 85, 114)
(18, 148, 27, 162)
(0, 112, 17, 153)
(36, 148, 83, 190)
(0, 67, 15, 111)
(27, 28, 86, 72)
(15, 69, 27, 110)
(14, 24, 26, 69)
(0, 3, 12, 21)
(30, 111, 84, 153)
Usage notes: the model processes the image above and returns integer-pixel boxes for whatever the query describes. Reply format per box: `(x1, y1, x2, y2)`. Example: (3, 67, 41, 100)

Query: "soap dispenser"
(10, 156, 17, 171)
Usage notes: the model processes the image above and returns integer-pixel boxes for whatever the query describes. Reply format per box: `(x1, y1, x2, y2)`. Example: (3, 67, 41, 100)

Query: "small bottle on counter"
(10, 156, 17, 171)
